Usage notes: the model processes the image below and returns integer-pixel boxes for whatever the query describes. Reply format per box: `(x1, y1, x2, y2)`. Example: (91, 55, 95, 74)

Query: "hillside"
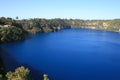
(1, 17, 120, 34)
(66, 19, 120, 31)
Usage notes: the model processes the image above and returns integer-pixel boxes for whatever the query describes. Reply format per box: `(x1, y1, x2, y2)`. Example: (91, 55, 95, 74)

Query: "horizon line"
(0, 16, 120, 20)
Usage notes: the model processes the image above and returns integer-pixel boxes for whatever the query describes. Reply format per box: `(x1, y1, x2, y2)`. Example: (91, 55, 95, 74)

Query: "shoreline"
(0, 47, 6, 78)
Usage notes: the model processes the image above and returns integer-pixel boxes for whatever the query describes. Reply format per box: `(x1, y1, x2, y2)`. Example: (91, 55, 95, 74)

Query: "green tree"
(6, 66, 30, 80)
(0, 26, 24, 42)
(16, 16, 19, 20)
(43, 74, 49, 80)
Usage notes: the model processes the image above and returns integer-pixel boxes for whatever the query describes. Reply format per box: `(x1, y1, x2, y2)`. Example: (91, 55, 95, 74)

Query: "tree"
(16, 16, 19, 20)
(43, 74, 49, 80)
(0, 17, 6, 25)
(0, 26, 24, 42)
(6, 66, 30, 80)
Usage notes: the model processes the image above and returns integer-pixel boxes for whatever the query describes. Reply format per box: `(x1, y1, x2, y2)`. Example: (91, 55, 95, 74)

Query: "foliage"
(0, 26, 24, 42)
(43, 74, 49, 80)
(14, 18, 71, 33)
(6, 66, 30, 80)
(0, 17, 12, 25)
(0, 17, 71, 33)
(0, 64, 50, 80)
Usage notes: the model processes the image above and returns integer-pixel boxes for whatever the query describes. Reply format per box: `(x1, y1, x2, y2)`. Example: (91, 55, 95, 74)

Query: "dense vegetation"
(0, 66, 49, 80)
(1, 17, 120, 34)
(0, 26, 25, 43)
(0, 17, 71, 33)
(18, 18, 71, 33)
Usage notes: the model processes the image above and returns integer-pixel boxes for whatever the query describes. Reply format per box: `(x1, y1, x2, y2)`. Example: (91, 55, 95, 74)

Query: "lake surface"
(1, 29, 120, 80)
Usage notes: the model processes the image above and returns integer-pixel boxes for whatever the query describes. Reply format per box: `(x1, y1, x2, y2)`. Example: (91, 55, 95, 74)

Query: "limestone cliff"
(67, 19, 120, 32)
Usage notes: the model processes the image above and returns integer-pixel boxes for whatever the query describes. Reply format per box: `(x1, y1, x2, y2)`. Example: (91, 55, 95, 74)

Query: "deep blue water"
(1, 29, 120, 80)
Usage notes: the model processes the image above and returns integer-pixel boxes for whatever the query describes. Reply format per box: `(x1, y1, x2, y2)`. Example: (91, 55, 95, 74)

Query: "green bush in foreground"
(43, 74, 49, 80)
(0, 66, 50, 80)
(6, 66, 29, 80)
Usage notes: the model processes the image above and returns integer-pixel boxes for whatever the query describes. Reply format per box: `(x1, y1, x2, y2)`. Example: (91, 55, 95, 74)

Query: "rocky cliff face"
(67, 19, 120, 32)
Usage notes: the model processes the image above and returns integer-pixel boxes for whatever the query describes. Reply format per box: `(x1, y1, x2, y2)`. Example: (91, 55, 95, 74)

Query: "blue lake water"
(1, 29, 120, 80)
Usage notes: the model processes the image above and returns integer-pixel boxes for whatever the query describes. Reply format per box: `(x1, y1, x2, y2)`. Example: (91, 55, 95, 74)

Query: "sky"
(0, 0, 120, 19)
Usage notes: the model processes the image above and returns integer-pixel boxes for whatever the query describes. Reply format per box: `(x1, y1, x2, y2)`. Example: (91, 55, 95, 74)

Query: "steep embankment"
(0, 17, 71, 33)
(0, 47, 6, 79)
(67, 19, 120, 32)
(1, 17, 120, 34)
(0, 55, 5, 75)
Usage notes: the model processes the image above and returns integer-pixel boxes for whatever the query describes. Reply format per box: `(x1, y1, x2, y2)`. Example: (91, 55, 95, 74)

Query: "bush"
(6, 66, 30, 80)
